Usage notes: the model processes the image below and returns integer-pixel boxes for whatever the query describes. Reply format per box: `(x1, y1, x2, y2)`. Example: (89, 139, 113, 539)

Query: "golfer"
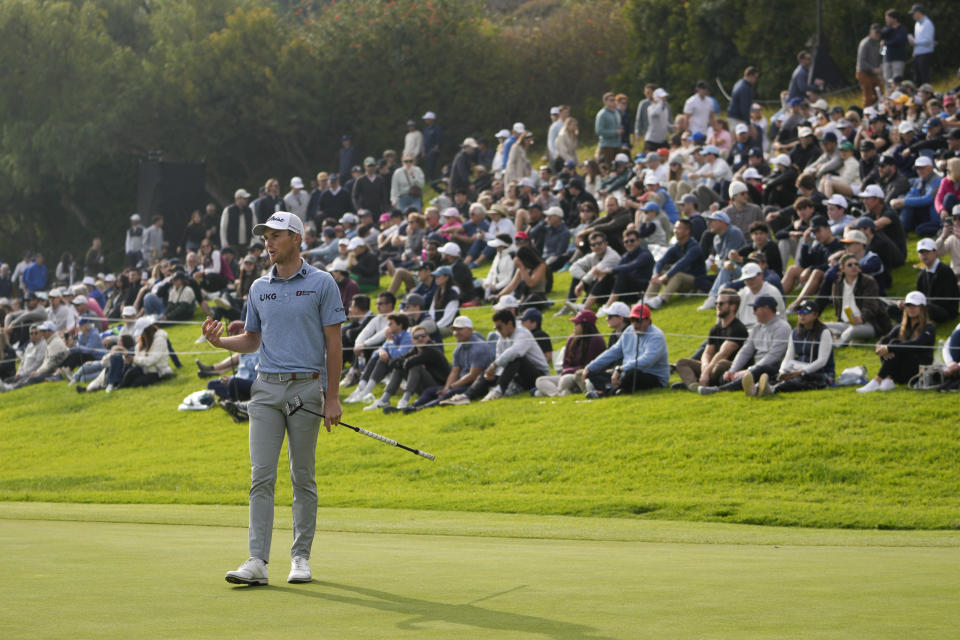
(201, 211, 345, 586)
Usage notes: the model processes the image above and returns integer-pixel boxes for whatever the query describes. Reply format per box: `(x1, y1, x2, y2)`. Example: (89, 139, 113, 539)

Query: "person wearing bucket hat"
(858, 290, 936, 392)
(534, 309, 607, 397)
(581, 301, 668, 398)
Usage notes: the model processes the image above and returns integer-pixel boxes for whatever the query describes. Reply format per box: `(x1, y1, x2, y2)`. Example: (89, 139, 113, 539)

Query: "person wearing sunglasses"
(373, 323, 451, 412)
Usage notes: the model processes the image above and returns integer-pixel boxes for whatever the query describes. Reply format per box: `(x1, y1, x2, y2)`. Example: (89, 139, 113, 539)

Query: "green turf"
(1, 504, 958, 640)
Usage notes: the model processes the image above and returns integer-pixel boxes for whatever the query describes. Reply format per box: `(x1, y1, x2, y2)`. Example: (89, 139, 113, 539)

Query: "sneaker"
(58, 367, 72, 381)
(671, 381, 687, 390)
(105, 384, 115, 394)
(401, 406, 420, 414)
(758, 373, 774, 396)
(287, 556, 311, 584)
(382, 406, 401, 415)
(742, 371, 756, 397)
(480, 388, 502, 402)
(344, 390, 363, 403)
(396, 398, 410, 410)
(879, 378, 896, 391)
(225, 557, 268, 586)
(341, 369, 359, 387)
(696, 297, 717, 311)
(439, 394, 470, 406)
(364, 399, 390, 411)
(698, 385, 719, 395)
(584, 390, 600, 399)
(359, 392, 375, 404)
(647, 296, 664, 310)
(196, 359, 215, 374)
(856, 379, 880, 393)
(75, 385, 86, 393)
(552, 302, 572, 317)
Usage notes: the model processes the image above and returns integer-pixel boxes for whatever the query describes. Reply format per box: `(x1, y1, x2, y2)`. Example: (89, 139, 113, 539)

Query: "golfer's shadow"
(269, 580, 614, 639)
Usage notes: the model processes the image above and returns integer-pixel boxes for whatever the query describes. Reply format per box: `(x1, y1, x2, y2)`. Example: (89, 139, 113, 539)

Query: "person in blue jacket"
(644, 219, 711, 309)
(891, 155, 942, 236)
(582, 301, 668, 397)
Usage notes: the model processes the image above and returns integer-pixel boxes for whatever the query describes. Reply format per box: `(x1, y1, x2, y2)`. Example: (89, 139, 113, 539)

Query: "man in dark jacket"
(913, 238, 960, 324)
(449, 138, 477, 197)
(352, 157, 389, 215)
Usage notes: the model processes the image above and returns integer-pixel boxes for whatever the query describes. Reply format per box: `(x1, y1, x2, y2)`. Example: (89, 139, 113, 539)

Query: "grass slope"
(1, 239, 958, 529)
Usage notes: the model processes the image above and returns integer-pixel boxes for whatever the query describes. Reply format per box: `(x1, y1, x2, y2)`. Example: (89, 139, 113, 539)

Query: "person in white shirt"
(142, 216, 165, 266)
(735, 263, 785, 329)
(283, 177, 309, 223)
(683, 80, 716, 136)
(908, 4, 935, 84)
(402, 119, 424, 161)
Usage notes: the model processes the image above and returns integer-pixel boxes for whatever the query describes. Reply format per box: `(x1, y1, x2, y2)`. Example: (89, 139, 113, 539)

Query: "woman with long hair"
(858, 290, 936, 392)
(495, 245, 548, 309)
(55, 252, 78, 286)
(934, 157, 960, 216)
(427, 266, 461, 336)
(534, 309, 606, 396)
(582, 159, 602, 197)
(555, 117, 580, 170)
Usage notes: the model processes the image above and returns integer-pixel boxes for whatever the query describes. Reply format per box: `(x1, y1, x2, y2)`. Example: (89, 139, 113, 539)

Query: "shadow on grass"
(233, 580, 614, 639)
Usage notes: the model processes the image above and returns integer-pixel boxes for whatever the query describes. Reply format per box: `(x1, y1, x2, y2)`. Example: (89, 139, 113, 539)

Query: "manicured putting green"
(2, 504, 958, 639)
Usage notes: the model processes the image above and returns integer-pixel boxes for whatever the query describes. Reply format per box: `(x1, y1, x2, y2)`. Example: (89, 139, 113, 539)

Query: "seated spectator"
(558, 231, 619, 314)
(328, 258, 361, 311)
(582, 301, 669, 397)
(697, 211, 747, 309)
(481, 235, 517, 301)
(440, 309, 550, 405)
(535, 309, 606, 396)
(451, 204, 489, 263)
(368, 322, 450, 412)
(891, 155, 942, 236)
(722, 181, 764, 232)
(4, 291, 47, 347)
(1, 322, 46, 385)
(934, 209, 960, 277)
(519, 308, 552, 370)
(347, 237, 380, 290)
(754, 299, 835, 395)
(782, 215, 843, 311)
(426, 266, 461, 337)
(56, 318, 106, 375)
(345, 312, 412, 404)
(823, 194, 856, 237)
(163, 271, 197, 321)
(907, 238, 959, 324)
(197, 323, 259, 406)
(937, 321, 960, 392)
(350, 291, 397, 374)
(341, 294, 373, 384)
(644, 219, 710, 309)
(438, 242, 475, 304)
(541, 206, 573, 271)
(2, 320, 68, 391)
(635, 201, 669, 252)
(494, 246, 549, 310)
(47, 288, 78, 334)
(698, 295, 791, 395)
(604, 228, 654, 307)
(675, 288, 749, 392)
(858, 291, 936, 392)
(934, 158, 960, 219)
(825, 254, 891, 347)
(75, 334, 136, 393)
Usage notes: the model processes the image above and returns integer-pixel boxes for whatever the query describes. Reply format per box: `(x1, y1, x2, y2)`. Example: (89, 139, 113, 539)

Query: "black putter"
(282, 394, 435, 461)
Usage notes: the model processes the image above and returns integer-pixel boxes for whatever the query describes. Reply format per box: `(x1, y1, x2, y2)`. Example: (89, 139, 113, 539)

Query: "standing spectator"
(644, 89, 671, 152)
(337, 134, 360, 184)
(55, 252, 79, 287)
(787, 51, 823, 102)
(180, 210, 208, 254)
(254, 178, 283, 224)
(422, 111, 443, 181)
(857, 24, 884, 107)
(633, 84, 656, 150)
(505, 132, 534, 188)
(908, 4, 935, 85)
(125, 214, 145, 267)
(403, 119, 424, 162)
(84, 237, 104, 276)
(881, 10, 909, 84)
(0, 263, 11, 299)
(391, 154, 425, 212)
(547, 105, 569, 165)
(858, 291, 935, 392)
(142, 216, 165, 266)
(615, 94, 631, 151)
(684, 81, 715, 137)
(595, 92, 622, 165)
(283, 177, 309, 223)
(220, 188, 254, 254)
(352, 157, 389, 215)
(22, 253, 47, 295)
(449, 138, 477, 196)
(317, 173, 352, 223)
(727, 67, 759, 132)
(555, 117, 580, 170)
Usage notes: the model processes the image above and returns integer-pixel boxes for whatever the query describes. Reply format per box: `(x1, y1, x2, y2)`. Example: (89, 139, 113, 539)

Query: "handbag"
(908, 364, 944, 390)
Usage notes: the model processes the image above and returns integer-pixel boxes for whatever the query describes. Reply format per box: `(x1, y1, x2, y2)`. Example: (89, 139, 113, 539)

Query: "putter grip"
(417, 450, 436, 461)
(356, 427, 398, 447)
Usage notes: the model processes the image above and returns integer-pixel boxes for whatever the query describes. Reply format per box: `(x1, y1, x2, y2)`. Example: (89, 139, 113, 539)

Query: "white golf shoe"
(287, 556, 311, 584)
(225, 557, 268, 586)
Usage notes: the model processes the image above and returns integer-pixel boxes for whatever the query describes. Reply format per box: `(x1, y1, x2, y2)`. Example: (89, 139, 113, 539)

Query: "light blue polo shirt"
(245, 258, 346, 383)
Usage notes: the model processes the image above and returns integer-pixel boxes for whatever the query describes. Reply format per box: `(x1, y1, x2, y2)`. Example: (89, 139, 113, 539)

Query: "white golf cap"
(614, 153, 630, 164)
(495, 129, 510, 138)
(643, 172, 660, 186)
(132, 315, 157, 338)
(121, 305, 137, 317)
(811, 99, 828, 111)
(904, 291, 927, 306)
(914, 155, 933, 168)
(858, 184, 885, 199)
(653, 88, 669, 99)
(493, 294, 519, 310)
(290, 176, 304, 189)
(728, 181, 749, 197)
(441, 207, 461, 218)
(841, 229, 868, 245)
(339, 212, 358, 225)
(48, 287, 61, 298)
(347, 237, 365, 251)
(337, 237, 349, 246)
(462, 137, 478, 148)
(772, 154, 792, 167)
(252, 211, 304, 236)
(451, 316, 474, 329)
(742, 167, 762, 180)
(82, 276, 96, 286)
(72, 295, 88, 305)
(520, 177, 536, 188)
(917, 237, 937, 252)
(440, 242, 461, 257)
(797, 126, 813, 138)
(130, 213, 141, 221)
(234, 188, 251, 199)
(550, 106, 560, 115)
(37, 320, 56, 332)
(826, 194, 848, 208)
(422, 111, 436, 120)
(328, 258, 350, 273)
(598, 301, 630, 317)
(512, 122, 526, 133)
(734, 123, 749, 135)
(104, 273, 116, 282)
(898, 121, 915, 134)
(486, 238, 508, 248)
(738, 262, 763, 280)
(545, 206, 564, 218)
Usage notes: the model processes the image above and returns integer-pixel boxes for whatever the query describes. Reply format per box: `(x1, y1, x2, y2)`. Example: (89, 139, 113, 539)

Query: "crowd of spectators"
(3, 4, 960, 408)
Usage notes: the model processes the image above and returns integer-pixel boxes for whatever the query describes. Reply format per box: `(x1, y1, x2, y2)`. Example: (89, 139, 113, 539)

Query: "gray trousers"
(247, 376, 325, 562)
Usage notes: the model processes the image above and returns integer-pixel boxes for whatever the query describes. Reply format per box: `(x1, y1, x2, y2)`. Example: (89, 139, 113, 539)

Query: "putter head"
(283, 394, 305, 417)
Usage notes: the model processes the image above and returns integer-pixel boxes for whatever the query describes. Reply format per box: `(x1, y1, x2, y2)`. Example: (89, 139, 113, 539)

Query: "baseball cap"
(821, 131, 838, 143)
(347, 237, 366, 251)
(378, 212, 392, 223)
(431, 265, 454, 278)
(680, 193, 699, 205)
(898, 121, 916, 134)
(132, 315, 157, 338)
(520, 308, 542, 323)
(403, 293, 426, 309)
(545, 206, 564, 218)
(702, 145, 720, 156)
(512, 122, 526, 133)
(252, 211, 304, 236)
(571, 309, 597, 324)
(826, 194, 848, 209)
(486, 238, 509, 248)
(493, 294, 519, 310)
(839, 141, 854, 151)
(643, 173, 660, 186)
(914, 156, 933, 168)
(795, 299, 819, 314)
(643, 201, 661, 212)
(130, 213, 141, 221)
(290, 176, 304, 189)
(514, 231, 530, 241)
(426, 232, 445, 244)
(234, 188, 251, 199)
(797, 126, 813, 138)
(747, 147, 763, 158)
(904, 291, 927, 306)
(337, 238, 350, 246)
(82, 276, 96, 286)
(728, 181, 748, 197)
(451, 316, 474, 329)
(858, 184, 885, 199)
(809, 215, 830, 230)
(742, 168, 762, 180)
(708, 211, 731, 224)
(772, 154, 792, 167)
(121, 306, 137, 318)
(629, 302, 652, 320)
(440, 242, 461, 257)
(462, 137, 478, 148)
(927, 117, 943, 129)
(614, 153, 630, 164)
(598, 301, 631, 318)
(735, 123, 749, 135)
(495, 129, 510, 139)
(339, 212, 358, 225)
(441, 207, 461, 218)
(860, 140, 876, 151)
(422, 111, 436, 120)
(810, 99, 828, 111)
(691, 131, 707, 144)
(853, 217, 875, 231)
(363, 156, 377, 167)
(550, 106, 560, 115)
(653, 88, 669, 99)
(750, 295, 778, 310)
(738, 262, 763, 280)
(877, 155, 898, 167)
(917, 238, 937, 252)
(104, 273, 116, 283)
(328, 258, 350, 273)
(841, 230, 868, 245)
(71, 295, 88, 305)
(37, 321, 56, 332)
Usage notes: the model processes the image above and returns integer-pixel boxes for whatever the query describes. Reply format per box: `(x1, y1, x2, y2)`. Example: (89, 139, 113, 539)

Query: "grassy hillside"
(2, 245, 958, 530)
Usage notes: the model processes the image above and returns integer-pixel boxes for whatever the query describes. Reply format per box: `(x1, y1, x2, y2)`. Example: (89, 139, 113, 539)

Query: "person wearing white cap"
(504, 130, 534, 188)
(47, 286, 78, 333)
(220, 188, 254, 254)
(449, 137, 478, 195)
(491, 129, 511, 172)
(125, 214, 145, 267)
(422, 111, 442, 180)
(346, 235, 378, 289)
(402, 118, 424, 163)
(689, 143, 732, 209)
(282, 177, 309, 223)
(834, 228, 888, 291)
(858, 290, 936, 393)
(1, 322, 46, 387)
(643, 88, 671, 152)
(391, 152, 425, 212)
(481, 234, 518, 300)
(858, 182, 907, 258)
(824, 193, 855, 237)
(761, 153, 799, 210)
(2, 320, 68, 392)
(437, 241, 475, 303)
(911, 237, 960, 324)
(890, 154, 943, 237)
(547, 105, 569, 164)
(597, 154, 635, 198)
